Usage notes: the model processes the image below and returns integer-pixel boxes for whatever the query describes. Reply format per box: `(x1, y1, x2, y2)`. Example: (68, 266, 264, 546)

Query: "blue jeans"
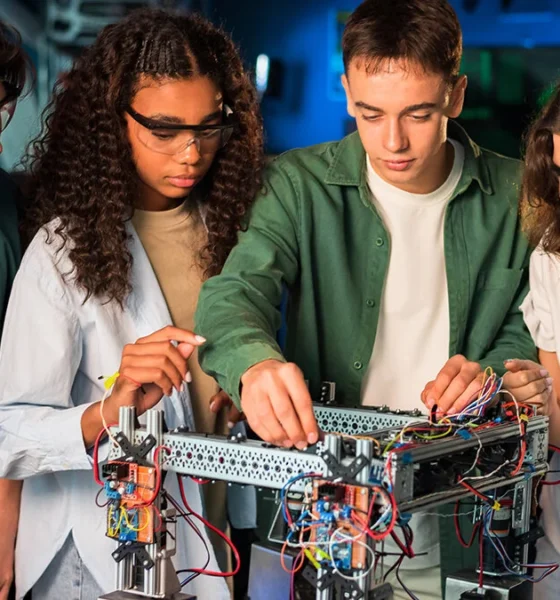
(32, 535, 102, 600)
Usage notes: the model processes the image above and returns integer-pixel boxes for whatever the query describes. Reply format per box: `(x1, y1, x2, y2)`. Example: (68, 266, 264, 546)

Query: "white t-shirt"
(361, 140, 465, 582)
(362, 139, 465, 411)
(521, 248, 560, 576)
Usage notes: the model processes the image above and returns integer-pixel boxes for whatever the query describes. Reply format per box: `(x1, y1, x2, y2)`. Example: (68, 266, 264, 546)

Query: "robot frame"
(96, 379, 552, 600)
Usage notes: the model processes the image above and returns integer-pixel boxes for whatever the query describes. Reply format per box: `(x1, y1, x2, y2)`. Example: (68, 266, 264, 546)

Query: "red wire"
(459, 480, 491, 504)
(454, 500, 480, 548)
(362, 486, 398, 541)
(92, 423, 118, 486)
(177, 474, 241, 578)
(511, 427, 527, 476)
(137, 445, 171, 507)
(390, 530, 414, 558)
(191, 477, 210, 484)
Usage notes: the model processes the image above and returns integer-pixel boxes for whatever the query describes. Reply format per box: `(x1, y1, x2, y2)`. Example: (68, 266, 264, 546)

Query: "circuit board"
(102, 460, 157, 544)
(309, 481, 370, 570)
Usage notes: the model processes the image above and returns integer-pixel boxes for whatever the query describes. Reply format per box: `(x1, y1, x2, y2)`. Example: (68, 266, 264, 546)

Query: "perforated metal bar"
(107, 414, 549, 508)
(313, 404, 424, 434)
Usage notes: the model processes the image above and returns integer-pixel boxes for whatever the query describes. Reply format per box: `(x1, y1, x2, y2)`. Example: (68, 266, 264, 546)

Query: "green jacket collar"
(324, 120, 494, 196)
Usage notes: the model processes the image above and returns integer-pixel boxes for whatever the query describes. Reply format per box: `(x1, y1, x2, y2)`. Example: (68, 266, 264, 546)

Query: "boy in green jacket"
(196, 0, 549, 596)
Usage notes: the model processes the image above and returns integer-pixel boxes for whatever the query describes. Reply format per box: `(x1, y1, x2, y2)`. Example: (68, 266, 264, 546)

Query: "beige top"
(132, 201, 221, 434)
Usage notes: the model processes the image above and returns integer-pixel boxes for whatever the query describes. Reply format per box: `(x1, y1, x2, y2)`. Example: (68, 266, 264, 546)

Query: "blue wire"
(482, 508, 557, 583)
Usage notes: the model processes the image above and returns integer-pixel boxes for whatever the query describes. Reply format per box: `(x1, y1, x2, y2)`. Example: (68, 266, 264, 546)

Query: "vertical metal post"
(316, 568, 333, 600)
(116, 406, 135, 591)
(355, 439, 373, 485)
(144, 409, 164, 596)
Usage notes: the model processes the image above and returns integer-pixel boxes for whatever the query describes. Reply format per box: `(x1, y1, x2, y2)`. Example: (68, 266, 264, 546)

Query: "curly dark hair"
(521, 84, 560, 253)
(24, 8, 263, 305)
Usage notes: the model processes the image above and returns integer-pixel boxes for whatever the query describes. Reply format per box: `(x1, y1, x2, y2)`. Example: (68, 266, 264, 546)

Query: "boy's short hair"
(342, 0, 462, 84)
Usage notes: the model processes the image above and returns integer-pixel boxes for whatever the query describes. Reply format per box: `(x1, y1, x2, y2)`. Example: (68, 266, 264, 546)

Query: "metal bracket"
(303, 565, 365, 599)
(321, 449, 370, 481)
(114, 432, 157, 465)
(112, 541, 154, 570)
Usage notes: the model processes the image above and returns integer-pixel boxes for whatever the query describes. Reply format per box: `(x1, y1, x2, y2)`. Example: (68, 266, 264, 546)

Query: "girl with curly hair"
(0, 8, 263, 600)
(519, 83, 560, 599)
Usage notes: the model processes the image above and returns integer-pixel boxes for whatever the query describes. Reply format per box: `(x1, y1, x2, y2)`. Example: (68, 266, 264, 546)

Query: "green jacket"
(0, 169, 21, 335)
(195, 122, 537, 591)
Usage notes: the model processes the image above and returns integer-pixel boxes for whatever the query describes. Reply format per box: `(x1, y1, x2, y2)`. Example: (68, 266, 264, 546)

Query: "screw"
(143, 560, 149, 566)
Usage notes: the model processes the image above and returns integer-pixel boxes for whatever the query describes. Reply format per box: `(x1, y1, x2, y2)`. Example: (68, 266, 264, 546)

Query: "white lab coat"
(0, 219, 230, 599)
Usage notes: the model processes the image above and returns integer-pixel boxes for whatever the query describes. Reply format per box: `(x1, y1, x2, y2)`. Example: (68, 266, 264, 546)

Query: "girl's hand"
(503, 359, 554, 416)
(104, 326, 206, 420)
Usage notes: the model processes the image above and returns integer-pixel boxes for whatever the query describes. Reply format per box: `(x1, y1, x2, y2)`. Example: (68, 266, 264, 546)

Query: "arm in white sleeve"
(0, 232, 91, 479)
(520, 249, 556, 352)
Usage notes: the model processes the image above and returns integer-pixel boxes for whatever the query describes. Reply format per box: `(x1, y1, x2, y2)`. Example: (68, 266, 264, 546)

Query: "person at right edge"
(196, 1, 552, 598)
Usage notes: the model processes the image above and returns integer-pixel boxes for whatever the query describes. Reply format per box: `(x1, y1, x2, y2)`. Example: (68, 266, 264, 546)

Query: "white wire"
(460, 430, 483, 478)
(328, 527, 376, 581)
(460, 459, 514, 482)
(100, 386, 119, 445)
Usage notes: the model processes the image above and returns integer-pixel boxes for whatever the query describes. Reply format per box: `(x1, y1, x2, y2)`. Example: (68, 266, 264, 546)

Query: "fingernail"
(546, 377, 554, 386)
(210, 401, 216, 411)
(296, 441, 307, 451)
(307, 432, 318, 445)
(186, 372, 192, 383)
(426, 397, 435, 409)
(195, 335, 207, 343)
(227, 421, 234, 429)
(283, 440, 293, 448)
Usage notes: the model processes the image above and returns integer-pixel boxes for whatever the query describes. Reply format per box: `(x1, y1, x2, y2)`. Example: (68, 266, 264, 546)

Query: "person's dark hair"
(521, 84, 560, 253)
(24, 8, 263, 305)
(342, 0, 462, 83)
(0, 19, 32, 95)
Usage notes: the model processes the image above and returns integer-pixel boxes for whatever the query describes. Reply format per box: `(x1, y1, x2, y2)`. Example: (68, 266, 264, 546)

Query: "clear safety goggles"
(126, 104, 235, 156)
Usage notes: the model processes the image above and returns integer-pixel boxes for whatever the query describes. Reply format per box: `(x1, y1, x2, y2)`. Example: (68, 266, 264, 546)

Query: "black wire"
(383, 554, 404, 582)
(165, 491, 211, 585)
(396, 554, 421, 600)
(95, 487, 110, 508)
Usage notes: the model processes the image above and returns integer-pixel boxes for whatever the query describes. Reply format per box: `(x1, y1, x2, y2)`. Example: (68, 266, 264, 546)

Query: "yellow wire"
(122, 506, 151, 532)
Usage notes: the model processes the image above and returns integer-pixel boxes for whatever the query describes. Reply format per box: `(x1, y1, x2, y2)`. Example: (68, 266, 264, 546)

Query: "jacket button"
(353, 361, 363, 370)
(376, 238, 384, 247)
(366, 299, 375, 307)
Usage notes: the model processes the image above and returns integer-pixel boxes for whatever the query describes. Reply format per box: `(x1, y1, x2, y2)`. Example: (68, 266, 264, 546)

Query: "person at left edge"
(0, 17, 29, 600)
